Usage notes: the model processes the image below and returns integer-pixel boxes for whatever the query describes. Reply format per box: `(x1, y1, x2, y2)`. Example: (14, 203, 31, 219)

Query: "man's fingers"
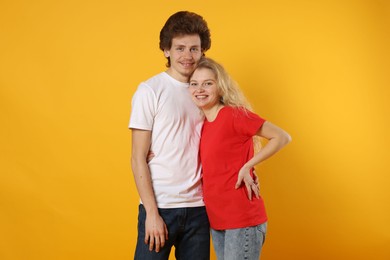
(159, 234, 166, 249)
(146, 231, 168, 252)
(154, 236, 160, 252)
(144, 233, 150, 245)
(165, 224, 169, 240)
(148, 236, 154, 251)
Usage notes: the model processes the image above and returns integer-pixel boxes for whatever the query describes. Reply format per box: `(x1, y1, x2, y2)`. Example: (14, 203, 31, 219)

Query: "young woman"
(189, 57, 291, 260)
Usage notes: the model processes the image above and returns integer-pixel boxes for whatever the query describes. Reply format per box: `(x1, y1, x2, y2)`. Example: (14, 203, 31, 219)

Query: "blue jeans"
(134, 204, 210, 260)
(211, 222, 267, 260)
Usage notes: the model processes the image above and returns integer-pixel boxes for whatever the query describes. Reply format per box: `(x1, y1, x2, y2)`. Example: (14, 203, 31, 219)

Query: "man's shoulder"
(142, 72, 169, 88)
(133, 72, 167, 96)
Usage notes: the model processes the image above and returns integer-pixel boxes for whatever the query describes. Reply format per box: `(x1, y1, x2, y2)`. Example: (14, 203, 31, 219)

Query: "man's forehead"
(171, 34, 201, 45)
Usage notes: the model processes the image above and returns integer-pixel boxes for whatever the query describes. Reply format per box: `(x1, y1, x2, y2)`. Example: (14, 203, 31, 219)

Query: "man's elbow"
(131, 155, 146, 172)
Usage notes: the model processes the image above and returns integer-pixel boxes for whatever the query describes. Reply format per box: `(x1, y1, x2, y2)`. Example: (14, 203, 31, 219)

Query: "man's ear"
(164, 50, 170, 58)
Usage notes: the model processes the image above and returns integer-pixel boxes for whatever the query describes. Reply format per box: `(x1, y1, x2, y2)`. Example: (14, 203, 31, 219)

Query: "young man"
(129, 11, 211, 259)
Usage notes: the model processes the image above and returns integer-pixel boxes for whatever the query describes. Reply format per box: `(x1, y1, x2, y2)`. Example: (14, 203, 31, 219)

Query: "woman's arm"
(236, 121, 292, 199)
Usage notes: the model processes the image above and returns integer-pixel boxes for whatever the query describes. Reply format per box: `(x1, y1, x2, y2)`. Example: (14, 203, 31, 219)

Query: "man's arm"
(131, 129, 168, 253)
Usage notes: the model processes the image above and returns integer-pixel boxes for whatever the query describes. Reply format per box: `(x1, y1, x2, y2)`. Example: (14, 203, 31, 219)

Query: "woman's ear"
(164, 50, 170, 58)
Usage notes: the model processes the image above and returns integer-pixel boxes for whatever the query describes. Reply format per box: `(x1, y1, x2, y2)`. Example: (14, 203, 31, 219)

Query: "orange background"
(1, 0, 389, 259)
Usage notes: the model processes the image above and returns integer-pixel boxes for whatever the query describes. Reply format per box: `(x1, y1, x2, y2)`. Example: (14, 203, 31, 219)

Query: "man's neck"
(165, 69, 189, 83)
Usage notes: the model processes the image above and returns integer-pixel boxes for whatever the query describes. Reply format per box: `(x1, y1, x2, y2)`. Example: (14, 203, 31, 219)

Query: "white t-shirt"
(129, 72, 204, 208)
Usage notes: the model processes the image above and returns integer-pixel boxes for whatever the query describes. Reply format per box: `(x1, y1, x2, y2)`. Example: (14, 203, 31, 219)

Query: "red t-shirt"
(200, 106, 267, 230)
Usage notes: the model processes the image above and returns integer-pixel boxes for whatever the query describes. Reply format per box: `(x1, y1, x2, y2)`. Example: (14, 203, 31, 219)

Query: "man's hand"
(131, 129, 168, 252)
(235, 167, 260, 200)
(144, 212, 169, 252)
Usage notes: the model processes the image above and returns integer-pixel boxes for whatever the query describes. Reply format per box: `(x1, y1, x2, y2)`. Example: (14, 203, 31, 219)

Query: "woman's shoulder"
(223, 106, 251, 116)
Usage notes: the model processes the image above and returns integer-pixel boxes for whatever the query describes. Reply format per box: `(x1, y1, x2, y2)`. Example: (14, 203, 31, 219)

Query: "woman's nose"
(197, 85, 206, 92)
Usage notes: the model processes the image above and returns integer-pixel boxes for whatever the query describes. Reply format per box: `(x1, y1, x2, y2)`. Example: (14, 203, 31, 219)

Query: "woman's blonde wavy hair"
(191, 57, 262, 151)
(193, 57, 253, 111)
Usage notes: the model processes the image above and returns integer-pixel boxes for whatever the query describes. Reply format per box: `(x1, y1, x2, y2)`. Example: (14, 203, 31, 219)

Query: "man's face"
(164, 34, 202, 83)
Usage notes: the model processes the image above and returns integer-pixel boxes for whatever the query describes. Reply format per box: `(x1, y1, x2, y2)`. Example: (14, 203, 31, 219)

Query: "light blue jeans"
(211, 222, 267, 260)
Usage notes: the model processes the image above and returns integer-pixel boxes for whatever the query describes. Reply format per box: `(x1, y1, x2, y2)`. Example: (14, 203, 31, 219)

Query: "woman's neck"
(203, 103, 224, 122)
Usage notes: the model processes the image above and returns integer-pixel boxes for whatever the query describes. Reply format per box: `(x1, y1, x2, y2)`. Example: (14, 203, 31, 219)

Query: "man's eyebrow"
(172, 43, 201, 47)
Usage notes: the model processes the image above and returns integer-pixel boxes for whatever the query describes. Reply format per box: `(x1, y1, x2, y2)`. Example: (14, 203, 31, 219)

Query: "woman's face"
(189, 68, 220, 110)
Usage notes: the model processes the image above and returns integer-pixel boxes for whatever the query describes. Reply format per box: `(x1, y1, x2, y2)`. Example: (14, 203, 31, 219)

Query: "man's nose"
(183, 49, 193, 58)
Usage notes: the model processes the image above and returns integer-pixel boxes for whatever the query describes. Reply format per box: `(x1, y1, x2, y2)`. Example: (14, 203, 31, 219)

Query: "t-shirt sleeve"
(129, 83, 156, 130)
(232, 108, 266, 137)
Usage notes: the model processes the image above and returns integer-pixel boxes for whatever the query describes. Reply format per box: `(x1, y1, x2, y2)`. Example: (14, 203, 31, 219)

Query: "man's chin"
(181, 70, 193, 78)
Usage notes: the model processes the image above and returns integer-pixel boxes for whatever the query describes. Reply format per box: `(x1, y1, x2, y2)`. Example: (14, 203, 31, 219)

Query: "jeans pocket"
(256, 222, 267, 245)
(256, 222, 267, 234)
